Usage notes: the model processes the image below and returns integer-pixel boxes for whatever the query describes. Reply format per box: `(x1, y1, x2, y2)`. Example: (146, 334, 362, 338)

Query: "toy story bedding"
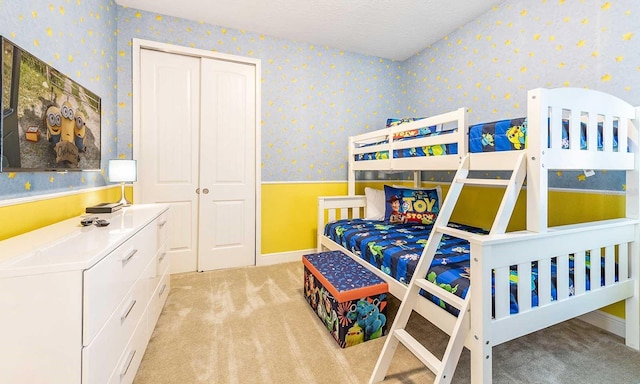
(354, 116, 622, 162)
(353, 118, 461, 161)
(324, 218, 611, 316)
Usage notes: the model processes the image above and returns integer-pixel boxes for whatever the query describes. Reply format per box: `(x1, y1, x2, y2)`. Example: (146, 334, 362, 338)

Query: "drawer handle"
(121, 299, 137, 322)
(119, 349, 137, 378)
(159, 283, 167, 297)
(158, 252, 167, 263)
(122, 248, 138, 263)
(159, 220, 167, 228)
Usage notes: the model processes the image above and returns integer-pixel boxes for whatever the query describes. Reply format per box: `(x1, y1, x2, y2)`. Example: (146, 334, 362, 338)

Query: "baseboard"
(258, 248, 316, 266)
(578, 310, 625, 338)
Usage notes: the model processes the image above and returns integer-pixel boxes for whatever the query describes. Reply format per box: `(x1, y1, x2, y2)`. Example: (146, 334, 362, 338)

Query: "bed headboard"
(525, 87, 640, 232)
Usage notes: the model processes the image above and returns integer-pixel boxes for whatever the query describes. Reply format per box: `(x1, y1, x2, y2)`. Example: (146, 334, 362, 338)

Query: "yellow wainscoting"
(261, 182, 347, 254)
(261, 181, 626, 317)
(262, 181, 626, 251)
(0, 186, 123, 241)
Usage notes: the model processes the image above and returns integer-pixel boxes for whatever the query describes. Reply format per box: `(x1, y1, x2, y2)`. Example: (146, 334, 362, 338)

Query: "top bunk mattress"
(354, 116, 624, 162)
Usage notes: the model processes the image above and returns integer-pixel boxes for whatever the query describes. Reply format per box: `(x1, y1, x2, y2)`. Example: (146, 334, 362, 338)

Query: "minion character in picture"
(59, 100, 75, 144)
(74, 110, 87, 152)
(45, 105, 62, 144)
(51, 100, 81, 166)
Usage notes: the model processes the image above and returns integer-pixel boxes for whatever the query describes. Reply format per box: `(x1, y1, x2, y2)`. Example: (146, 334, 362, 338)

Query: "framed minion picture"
(1, 36, 101, 172)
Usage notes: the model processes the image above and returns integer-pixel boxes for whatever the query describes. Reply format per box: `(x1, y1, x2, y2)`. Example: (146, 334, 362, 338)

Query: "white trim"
(261, 180, 625, 196)
(0, 185, 111, 208)
(131, 39, 261, 66)
(258, 248, 316, 266)
(578, 310, 626, 338)
(261, 180, 347, 185)
(254, 56, 262, 269)
(547, 186, 625, 195)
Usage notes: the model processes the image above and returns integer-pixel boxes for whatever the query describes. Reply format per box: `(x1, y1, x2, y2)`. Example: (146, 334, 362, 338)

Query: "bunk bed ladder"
(369, 152, 527, 384)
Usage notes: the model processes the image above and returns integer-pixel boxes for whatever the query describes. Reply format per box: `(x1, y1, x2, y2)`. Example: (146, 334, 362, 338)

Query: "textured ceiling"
(115, 0, 502, 61)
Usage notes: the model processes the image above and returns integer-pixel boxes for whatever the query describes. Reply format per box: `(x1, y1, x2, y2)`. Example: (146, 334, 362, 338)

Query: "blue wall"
(403, 1, 639, 123)
(1, 0, 638, 200)
(0, 0, 117, 199)
(401, 1, 639, 191)
(115, 6, 402, 182)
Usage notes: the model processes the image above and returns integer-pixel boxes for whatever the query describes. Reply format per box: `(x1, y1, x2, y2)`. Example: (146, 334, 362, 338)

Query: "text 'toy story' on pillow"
(383, 185, 441, 225)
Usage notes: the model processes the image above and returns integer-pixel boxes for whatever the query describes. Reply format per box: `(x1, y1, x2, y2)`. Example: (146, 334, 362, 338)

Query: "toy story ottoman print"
(303, 251, 388, 348)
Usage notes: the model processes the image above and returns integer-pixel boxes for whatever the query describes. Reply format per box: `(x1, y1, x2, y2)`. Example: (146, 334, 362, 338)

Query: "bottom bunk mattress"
(324, 218, 611, 315)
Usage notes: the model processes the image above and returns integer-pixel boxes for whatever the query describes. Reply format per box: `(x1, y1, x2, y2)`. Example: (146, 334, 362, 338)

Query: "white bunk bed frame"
(317, 88, 640, 383)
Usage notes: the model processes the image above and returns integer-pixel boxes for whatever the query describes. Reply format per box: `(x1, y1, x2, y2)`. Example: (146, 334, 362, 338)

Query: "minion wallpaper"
(1, 36, 101, 171)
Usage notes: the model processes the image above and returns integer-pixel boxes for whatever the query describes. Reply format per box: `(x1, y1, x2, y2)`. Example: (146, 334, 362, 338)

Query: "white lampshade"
(109, 159, 137, 206)
(108, 159, 137, 183)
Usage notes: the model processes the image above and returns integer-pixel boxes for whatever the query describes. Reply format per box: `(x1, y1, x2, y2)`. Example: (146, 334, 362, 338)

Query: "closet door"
(198, 59, 256, 271)
(137, 45, 258, 274)
(138, 49, 201, 273)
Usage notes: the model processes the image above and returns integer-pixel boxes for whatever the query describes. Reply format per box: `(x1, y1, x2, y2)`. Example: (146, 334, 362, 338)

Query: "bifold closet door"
(139, 49, 201, 273)
(197, 58, 256, 271)
(138, 49, 256, 273)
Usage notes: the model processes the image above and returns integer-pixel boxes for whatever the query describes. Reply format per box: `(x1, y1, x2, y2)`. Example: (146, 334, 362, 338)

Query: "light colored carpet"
(134, 261, 640, 384)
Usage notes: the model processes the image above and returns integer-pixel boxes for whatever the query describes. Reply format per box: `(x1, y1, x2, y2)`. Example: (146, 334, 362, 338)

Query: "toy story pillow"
(383, 185, 441, 225)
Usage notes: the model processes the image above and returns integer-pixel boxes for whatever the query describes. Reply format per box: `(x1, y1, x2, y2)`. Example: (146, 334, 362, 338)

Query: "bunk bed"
(316, 87, 640, 383)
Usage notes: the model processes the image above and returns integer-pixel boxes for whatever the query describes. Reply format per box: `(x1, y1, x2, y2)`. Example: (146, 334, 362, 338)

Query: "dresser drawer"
(157, 211, 168, 250)
(83, 220, 157, 345)
(108, 311, 148, 384)
(156, 241, 169, 277)
(145, 242, 169, 304)
(82, 268, 148, 384)
(148, 268, 170, 338)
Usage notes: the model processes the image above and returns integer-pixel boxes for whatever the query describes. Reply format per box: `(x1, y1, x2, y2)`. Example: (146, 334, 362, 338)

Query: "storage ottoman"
(302, 250, 388, 348)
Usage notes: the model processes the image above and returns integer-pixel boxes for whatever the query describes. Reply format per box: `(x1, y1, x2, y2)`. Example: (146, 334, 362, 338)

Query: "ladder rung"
(454, 177, 510, 186)
(394, 329, 442, 373)
(436, 225, 479, 240)
(415, 278, 466, 310)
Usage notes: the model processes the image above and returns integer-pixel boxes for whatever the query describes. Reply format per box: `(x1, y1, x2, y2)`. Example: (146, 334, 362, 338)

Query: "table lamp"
(108, 159, 137, 206)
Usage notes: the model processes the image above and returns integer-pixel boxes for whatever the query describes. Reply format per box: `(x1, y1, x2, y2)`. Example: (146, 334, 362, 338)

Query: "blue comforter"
(325, 219, 605, 315)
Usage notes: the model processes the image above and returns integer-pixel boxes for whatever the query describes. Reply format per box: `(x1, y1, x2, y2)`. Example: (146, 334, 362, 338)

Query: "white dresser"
(0, 204, 170, 384)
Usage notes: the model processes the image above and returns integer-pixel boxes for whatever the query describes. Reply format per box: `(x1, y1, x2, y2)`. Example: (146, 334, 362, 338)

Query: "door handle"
(196, 188, 200, 194)
(202, 188, 209, 194)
